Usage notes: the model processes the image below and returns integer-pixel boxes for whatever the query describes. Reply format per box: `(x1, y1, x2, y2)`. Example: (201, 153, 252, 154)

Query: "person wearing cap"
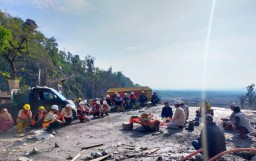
(196, 101, 212, 117)
(105, 95, 113, 106)
(61, 104, 73, 125)
(123, 93, 130, 110)
(43, 105, 64, 131)
(101, 100, 110, 116)
(31, 106, 46, 128)
(129, 92, 137, 107)
(167, 100, 186, 129)
(77, 101, 90, 123)
(115, 94, 123, 111)
(181, 101, 189, 120)
(90, 100, 102, 118)
(192, 114, 226, 159)
(232, 106, 251, 138)
(139, 91, 148, 108)
(221, 103, 237, 130)
(16, 104, 32, 134)
(161, 102, 173, 119)
(151, 92, 160, 106)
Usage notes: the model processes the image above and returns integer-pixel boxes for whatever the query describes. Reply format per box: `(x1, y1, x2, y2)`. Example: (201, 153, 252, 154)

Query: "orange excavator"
(128, 113, 161, 131)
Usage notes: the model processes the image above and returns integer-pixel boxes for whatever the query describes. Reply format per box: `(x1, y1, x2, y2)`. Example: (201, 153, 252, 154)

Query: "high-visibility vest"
(42, 111, 54, 129)
(31, 112, 44, 126)
(16, 110, 31, 123)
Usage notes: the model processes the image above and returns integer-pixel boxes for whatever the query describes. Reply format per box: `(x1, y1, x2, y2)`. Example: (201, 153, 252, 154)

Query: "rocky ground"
(0, 106, 256, 161)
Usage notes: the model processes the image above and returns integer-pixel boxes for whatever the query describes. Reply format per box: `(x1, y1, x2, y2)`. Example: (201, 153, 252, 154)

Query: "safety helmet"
(78, 98, 82, 101)
(96, 100, 101, 105)
(174, 100, 182, 106)
(38, 106, 45, 110)
(83, 99, 88, 104)
(79, 101, 85, 106)
(124, 93, 128, 96)
(103, 100, 107, 105)
(117, 94, 120, 97)
(66, 104, 72, 108)
(51, 105, 59, 111)
(106, 94, 110, 98)
(141, 91, 144, 93)
(131, 92, 134, 94)
(23, 104, 31, 110)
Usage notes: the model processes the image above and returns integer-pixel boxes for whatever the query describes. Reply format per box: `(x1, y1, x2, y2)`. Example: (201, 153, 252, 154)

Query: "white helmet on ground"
(51, 105, 59, 110)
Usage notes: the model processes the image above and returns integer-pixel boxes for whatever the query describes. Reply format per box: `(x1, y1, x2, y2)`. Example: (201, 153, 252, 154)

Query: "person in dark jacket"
(161, 102, 173, 119)
(105, 95, 113, 106)
(151, 92, 160, 106)
(139, 91, 148, 107)
(192, 114, 226, 159)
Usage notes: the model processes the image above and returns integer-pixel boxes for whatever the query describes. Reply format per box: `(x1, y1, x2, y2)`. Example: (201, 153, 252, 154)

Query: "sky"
(1, 0, 256, 90)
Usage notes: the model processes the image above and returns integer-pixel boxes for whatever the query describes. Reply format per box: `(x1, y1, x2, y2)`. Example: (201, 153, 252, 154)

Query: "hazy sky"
(1, 0, 256, 90)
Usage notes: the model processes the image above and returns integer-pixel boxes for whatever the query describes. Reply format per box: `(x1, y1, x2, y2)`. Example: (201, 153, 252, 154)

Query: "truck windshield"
(51, 88, 66, 101)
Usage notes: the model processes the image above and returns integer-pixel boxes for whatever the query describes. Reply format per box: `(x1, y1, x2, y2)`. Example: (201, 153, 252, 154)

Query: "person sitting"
(196, 101, 212, 117)
(90, 101, 102, 118)
(61, 104, 73, 125)
(101, 100, 110, 116)
(0, 108, 14, 132)
(151, 92, 160, 106)
(77, 101, 90, 123)
(192, 114, 226, 159)
(181, 101, 189, 120)
(221, 103, 236, 130)
(43, 105, 64, 131)
(129, 92, 137, 107)
(16, 104, 32, 134)
(31, 106, 46, 128)
(161, 102, 173, 120)
(105, 95, 113, 106)
(139, 91, 148, 107)
(232, 106, 251, 138)
(123, 93, 130, 110)
(167, 101, 186, 129)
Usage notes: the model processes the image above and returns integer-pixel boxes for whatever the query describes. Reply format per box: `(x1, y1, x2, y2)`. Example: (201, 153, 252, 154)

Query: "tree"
(240, 84, 256, 109)
(0, 14, 38, 79)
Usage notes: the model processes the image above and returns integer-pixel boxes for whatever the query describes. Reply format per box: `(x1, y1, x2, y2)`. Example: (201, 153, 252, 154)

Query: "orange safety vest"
(31, 112, 44, 126)
(16, 109, 31, 123)
(42, 111, 54, 129)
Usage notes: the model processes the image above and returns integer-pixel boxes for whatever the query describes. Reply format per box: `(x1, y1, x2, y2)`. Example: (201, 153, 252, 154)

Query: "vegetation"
(0, 10, 135, 99)
(240, 84, 256, 109)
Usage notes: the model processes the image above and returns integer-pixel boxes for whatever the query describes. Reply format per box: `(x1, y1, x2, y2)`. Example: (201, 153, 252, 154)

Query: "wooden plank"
(148, 147, 160, 154)
(71, 149, 86, 161)
(81, 144, 104, 150)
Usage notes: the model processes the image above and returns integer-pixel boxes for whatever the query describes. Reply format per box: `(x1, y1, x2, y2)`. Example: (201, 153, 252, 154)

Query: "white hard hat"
(174, 100, 182, 105)
(117, 94, 120, 97)
(51, 105, 59, 110)
(79, 101, 85, 106)
(106, 94, 110, 98)
(124, 93, 128, 95)
(83, 100, 87, 104)
(66, 104, 72, 108)
(103, 100, 107, 105)
(96, 100, 101, 105)
(131, 92, 134, 94)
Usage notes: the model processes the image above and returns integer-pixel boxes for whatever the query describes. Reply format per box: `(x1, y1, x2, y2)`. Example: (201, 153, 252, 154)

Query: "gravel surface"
(0, 106, 255, 161)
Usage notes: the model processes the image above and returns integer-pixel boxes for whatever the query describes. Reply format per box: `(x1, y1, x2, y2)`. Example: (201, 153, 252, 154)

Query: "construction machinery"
(123, 113, 161, 131)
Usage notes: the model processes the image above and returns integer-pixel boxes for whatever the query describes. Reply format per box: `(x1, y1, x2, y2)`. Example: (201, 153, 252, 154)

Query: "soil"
(0, 106, 255, 161)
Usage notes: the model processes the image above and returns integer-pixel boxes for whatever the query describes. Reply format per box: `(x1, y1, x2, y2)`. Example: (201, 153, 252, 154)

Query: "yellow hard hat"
(23, 104, 31, 110)
(78, 98, 82, 101)
(38, 106, 45, 110)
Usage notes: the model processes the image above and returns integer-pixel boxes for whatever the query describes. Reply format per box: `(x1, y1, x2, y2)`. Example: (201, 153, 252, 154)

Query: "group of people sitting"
(101, 91, 160, 111)
(160, 101, 252, 159)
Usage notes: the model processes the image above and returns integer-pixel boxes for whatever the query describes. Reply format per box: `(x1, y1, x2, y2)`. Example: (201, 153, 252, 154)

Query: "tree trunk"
(10, 61, 16, 79)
